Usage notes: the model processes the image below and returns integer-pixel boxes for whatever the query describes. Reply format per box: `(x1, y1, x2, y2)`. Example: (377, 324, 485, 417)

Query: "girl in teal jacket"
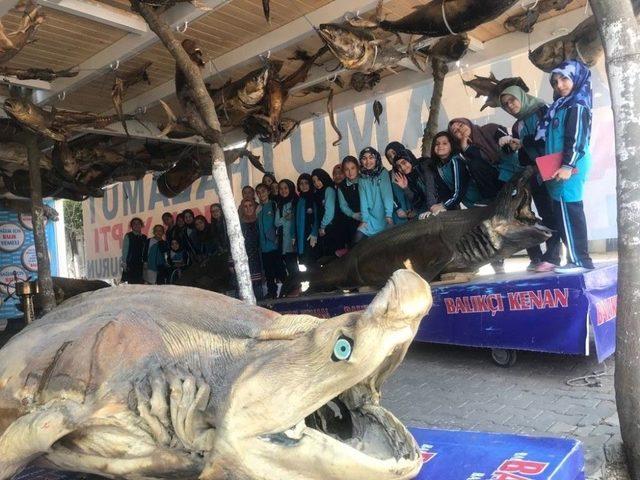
(535, 59, 594, 273)
(357, 147, 394, 239)
(294, 173, 319, 265)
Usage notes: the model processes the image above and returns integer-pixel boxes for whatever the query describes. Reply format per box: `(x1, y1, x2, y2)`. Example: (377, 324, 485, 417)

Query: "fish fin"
(489, 71, 497, 80)
(158, 100, 178, 137)
(244, 151, 265, 173)
(289, 49, 312, 62)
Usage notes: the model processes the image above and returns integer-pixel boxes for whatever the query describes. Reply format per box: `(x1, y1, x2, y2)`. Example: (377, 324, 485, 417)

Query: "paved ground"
(383, 342, 625, 479)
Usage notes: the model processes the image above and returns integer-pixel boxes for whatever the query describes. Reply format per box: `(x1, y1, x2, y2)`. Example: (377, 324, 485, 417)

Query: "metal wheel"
(491, 348, 517, 367)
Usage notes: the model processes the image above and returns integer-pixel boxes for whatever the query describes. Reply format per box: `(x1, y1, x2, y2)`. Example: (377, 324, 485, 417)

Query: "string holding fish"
(176, 21, 188, 33)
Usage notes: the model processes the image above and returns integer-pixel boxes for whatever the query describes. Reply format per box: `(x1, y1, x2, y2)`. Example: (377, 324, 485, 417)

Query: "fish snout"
(365, 269, 432, 329)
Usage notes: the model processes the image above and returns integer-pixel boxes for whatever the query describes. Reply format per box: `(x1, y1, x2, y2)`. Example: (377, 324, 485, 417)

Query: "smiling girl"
(357, 147, 394, 239)
(535, 59, 594, 274)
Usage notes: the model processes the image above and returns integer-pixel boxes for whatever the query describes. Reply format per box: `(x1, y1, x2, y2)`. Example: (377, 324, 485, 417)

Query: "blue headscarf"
(536, 60, 592, 141)
(359, 146, 384, 178)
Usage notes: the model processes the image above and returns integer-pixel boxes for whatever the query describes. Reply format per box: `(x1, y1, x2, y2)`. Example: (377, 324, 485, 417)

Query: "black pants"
(527, 178, 562, 265)
(283, 252, 298, 279)
(262, 251, 286, 298)
(554, 199, 593, 268)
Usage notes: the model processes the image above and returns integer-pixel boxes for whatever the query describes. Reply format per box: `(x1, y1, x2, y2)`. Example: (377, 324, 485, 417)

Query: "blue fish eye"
(332, 336, 353, 362)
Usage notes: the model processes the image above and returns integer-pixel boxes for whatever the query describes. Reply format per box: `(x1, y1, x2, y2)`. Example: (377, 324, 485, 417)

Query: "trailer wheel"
(491, 348, 517, 367)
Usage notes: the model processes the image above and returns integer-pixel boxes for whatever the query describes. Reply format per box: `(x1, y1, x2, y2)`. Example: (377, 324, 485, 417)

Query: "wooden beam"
(33, 0, 231, 105)
(39, 0, 149, 34)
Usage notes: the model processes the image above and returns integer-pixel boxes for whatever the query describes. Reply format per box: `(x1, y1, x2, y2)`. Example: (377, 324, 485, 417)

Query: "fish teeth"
(284, 420, 305, 440)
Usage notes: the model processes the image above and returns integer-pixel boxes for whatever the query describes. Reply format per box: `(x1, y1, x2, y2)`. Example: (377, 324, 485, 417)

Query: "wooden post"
(131, 0, 255, 304)
(25, 133, 56, 315)
(421, 57, 449, 158)
(589, 0, 640, 477)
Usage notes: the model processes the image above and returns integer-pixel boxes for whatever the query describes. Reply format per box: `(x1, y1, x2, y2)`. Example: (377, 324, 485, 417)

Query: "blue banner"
(411, 428, 584, 480)
(265, 264, 617, 361)
(0, 201, 59, 322)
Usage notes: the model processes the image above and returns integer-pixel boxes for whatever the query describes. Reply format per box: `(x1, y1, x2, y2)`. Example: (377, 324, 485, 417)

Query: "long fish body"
(379, 0, 519, 37)
(291, 170, 552, 293)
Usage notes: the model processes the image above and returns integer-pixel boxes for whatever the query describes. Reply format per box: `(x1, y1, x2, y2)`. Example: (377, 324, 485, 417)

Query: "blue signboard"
(411, 428, 584, 480)
(0, 201, 59, 322)
(265, 264, 617, 362)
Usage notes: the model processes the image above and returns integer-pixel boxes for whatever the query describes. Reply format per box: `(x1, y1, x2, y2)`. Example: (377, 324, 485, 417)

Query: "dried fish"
(262, 0, 270, 23)
(112, 61, 152, 136)
(0, 66, 77, 81)
(463, 73, 529, 110)
(0, 1, 44, 64)
(425, 34, 470, 62)
(350, 71, 381, 92)
(372, 99, 383, 125)
(327, 88, 341, 146)
(504, 0, 571, 33)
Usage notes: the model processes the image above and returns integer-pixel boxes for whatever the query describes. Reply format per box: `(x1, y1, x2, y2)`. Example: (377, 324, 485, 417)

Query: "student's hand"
(385, 216, 393, 225)
(353, 212, 362, 221)
(407, 210, 416, 218)
(397, 209, 407, 219)
(431, 203, 446, 213)
(319, 228, 326, 237)
(358, 222, 367, 231)
(552, 167, 573, 181)
(509, 138, 522, 151)
(393, 171, 408, 189)
(460, 135, 471, 151)
(307, 235, 317, 248)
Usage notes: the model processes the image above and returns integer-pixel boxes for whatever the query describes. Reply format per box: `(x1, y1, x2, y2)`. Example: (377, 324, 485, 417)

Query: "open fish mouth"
(261, 389, 420, 474)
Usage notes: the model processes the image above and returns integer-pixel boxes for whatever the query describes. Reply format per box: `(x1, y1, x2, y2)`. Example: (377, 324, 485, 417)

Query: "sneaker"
(554, 263, 589, 274)
(526, 261, 540, 272)
(535, 261, 557, 273)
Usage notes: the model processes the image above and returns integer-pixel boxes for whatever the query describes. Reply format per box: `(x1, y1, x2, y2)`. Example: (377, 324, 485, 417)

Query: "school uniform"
(241, 220, 263, 300)
(391, 179, 410, 225)
(144, 237, 169, 284)
(294, 195, 319, 265)
(358, 170, 394, 237)
(536, 60, 594, 271)
(121, 231, 147, 284)
(258, 200, 286, 299)
(275, 201, 298, 278)
(337, 179, 361, 246)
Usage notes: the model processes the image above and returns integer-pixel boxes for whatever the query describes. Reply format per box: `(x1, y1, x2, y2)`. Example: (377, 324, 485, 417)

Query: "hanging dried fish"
(504, 0, 571, 33)
(3, 96, 138, 141)
(350, 72, 381, 92)
(0, 66, 77, 81)
(157, 100, 198, 139)
(0, 1, 44, 64)
(111, 61, 152, 137)
(327, 88, 341, 146)
(462, 73, 529, 110)
(372, 100, 383, 125)
(262, 0, 270, 23)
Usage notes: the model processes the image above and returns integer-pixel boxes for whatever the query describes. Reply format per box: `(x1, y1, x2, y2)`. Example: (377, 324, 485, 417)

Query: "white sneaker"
(554, 263, 589, 274)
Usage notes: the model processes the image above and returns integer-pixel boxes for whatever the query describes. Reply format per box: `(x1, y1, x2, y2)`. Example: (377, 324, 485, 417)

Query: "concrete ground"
(382, 252, 626, 479)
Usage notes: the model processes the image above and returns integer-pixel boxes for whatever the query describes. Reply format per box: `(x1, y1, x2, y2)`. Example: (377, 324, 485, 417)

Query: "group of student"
(120, 204, 229, 285)
(121, 59, 595, 298)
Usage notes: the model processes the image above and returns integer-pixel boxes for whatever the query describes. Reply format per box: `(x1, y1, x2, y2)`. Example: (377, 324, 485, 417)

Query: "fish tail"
(158, 99, 178, 137)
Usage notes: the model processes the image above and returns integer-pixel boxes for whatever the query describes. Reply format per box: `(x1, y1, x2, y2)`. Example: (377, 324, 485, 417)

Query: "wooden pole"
(25, 133, 56, 315)
(421, 57, 449, 158)
(589, 0, 640, 477)
(130, 0, 255, 304)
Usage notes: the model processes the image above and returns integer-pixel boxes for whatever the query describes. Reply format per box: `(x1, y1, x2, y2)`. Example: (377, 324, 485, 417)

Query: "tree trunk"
(589, 0, 640, 477)
(131, 0, 255, 304)
(25, 134, 56, 315)
(421, 58, 449, 158)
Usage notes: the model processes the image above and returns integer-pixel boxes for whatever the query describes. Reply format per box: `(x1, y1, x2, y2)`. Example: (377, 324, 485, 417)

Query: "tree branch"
(421, 58, 448, 158)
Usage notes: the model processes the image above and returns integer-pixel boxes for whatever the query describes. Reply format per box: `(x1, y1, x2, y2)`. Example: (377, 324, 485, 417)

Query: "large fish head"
(204, 269, 431, 480)
(490, 167, 553, 247)
(316, 23, 371, 66)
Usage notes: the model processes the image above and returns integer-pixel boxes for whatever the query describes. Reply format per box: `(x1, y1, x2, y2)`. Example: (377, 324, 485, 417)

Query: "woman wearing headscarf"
(448, 117, 513, 198)
(358, 147, 394, 239)
(312, 168, 342, 258)
(262, 172, 279, 201)
(391, 149, 438, 218)
(239, 198, 264, 300)
(500, 85, 562, 272)
(337, 156, 362, 247)
(294, 173, 319, 266)
(209, 203, 229, 255)
(535, 59, 594, 274)
(275, 179, 298, 279)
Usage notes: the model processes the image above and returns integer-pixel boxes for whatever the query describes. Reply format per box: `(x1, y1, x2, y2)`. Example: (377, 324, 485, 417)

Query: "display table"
(410, 427, 584, 479)
(264, 263, 617, 366)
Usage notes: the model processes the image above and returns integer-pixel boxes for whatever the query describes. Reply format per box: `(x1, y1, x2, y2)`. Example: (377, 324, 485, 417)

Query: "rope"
(566, 369, 612, 387)
(441, 0, 456, 35)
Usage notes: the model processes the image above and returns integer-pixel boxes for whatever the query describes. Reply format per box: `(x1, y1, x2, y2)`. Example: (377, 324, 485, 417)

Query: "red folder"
(535, 153, 577, 181)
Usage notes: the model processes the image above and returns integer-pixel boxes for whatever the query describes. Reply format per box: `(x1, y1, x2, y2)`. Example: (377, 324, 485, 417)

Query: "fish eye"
(331, 335, 353, 362)
(511, 188, 518, 197)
